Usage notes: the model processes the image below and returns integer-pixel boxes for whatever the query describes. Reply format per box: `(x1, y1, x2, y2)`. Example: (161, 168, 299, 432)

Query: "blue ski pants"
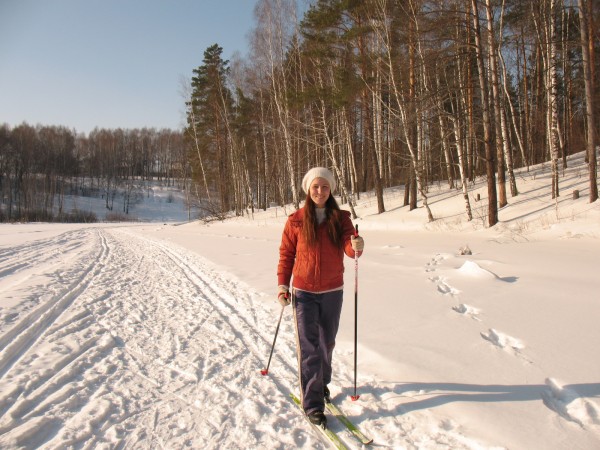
(292, 289, 343, 414)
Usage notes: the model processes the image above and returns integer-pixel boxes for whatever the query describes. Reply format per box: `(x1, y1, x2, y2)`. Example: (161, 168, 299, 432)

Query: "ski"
(290, 393, 348, 450)
(325, 400, 373, 445)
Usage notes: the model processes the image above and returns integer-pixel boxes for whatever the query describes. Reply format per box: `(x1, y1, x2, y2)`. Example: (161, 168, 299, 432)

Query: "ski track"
(0, 226, 524, 449)
(0, 227, 316, 449)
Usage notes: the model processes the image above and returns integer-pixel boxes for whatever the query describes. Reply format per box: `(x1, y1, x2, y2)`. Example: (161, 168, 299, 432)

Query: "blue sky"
(0, 0, 257, 134)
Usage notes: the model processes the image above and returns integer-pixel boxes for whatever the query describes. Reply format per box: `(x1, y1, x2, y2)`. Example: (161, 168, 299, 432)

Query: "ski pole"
(260, 302, 286, 376)
(351, 224, 360, 401)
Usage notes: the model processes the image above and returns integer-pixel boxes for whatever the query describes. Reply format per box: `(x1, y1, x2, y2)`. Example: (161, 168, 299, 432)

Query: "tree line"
(0, 124, 187, 222)
(186, 0, 598, 226)
(2, 0, 597, 225)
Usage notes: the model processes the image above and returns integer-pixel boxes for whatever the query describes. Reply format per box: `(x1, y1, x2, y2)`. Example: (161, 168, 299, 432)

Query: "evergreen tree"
(188, 44, 234, 214)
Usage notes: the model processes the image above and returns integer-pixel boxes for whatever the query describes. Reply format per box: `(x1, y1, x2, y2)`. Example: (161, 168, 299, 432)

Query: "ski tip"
(350, 395, 360, 401)
(260, 369, 268, 376)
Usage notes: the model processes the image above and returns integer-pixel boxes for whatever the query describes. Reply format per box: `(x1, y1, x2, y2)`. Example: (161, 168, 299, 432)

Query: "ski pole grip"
(354, 224, 359, 237)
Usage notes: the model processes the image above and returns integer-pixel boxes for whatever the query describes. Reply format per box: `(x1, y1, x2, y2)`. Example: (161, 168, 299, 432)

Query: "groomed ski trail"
(0, 227, 306, 448)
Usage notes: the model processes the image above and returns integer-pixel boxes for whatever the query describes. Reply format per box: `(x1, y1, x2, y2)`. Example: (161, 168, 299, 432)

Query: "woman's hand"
(351, 235, 364, 252)
(277, 285, 291, 307)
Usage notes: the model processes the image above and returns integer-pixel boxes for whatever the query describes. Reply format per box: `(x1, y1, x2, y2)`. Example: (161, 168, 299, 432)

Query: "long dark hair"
(302, 193, 343, 248)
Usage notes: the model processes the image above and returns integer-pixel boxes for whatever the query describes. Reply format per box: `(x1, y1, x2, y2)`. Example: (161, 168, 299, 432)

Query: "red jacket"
(277, 207, 359, 292)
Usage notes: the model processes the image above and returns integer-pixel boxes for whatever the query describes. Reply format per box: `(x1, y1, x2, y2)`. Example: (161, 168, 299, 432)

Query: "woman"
(277, 167, 364, 429)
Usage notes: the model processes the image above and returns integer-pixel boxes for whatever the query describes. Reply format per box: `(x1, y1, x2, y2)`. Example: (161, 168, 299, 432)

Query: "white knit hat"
(302, 167, 336, 194)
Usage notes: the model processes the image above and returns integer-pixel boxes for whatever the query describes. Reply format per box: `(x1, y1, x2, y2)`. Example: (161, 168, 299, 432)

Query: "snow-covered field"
(61, 183, 196, 223)
(0, 152, 599, 449)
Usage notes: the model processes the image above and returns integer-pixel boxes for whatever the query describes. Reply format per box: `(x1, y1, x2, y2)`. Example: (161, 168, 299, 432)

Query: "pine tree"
(188, 44, 234, 215)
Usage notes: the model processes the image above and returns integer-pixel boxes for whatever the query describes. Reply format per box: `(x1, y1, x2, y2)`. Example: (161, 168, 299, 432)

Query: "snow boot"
(308, 410, 327, 429)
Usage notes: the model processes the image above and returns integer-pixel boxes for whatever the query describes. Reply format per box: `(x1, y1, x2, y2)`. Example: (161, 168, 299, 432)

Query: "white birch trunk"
(548, 0, 561, 198)
(340, 109, 359, 202)
(577, 0, 598, 202)
(451, 116, 473, 221)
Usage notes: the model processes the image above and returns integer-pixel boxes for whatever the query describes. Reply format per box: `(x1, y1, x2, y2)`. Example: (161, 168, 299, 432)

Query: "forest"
(1, 0, 598, 225)
(0, 125, 187, 222)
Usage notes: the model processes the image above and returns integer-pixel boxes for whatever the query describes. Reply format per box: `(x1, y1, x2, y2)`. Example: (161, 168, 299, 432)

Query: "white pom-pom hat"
(302, 167, 336, 194)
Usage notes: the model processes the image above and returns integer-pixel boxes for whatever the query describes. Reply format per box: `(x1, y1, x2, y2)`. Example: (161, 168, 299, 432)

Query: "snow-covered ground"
(0, 152, 599, 449)
(61, 183, 196, 223)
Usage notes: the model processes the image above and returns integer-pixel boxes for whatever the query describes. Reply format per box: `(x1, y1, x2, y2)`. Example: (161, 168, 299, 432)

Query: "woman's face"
(310, 177, 331, 208)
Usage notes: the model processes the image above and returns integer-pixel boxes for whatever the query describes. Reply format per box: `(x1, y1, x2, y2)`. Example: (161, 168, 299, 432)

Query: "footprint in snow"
(542, 378, 600, 428)
(480, 328, 525, 354)
(425, 254, 462, 298)
(428, 275, 460, 297)
(425, 253, 449, 272)
(437, 279, 460, 297)
(452, 304, 481, 321)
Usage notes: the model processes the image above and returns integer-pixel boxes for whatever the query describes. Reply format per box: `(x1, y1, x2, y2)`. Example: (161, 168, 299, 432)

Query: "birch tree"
(372, 0, 434, 221)
(253, 0, 300, 209)
(577, 0, 598, 203)
(547, 0, 561, 199)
